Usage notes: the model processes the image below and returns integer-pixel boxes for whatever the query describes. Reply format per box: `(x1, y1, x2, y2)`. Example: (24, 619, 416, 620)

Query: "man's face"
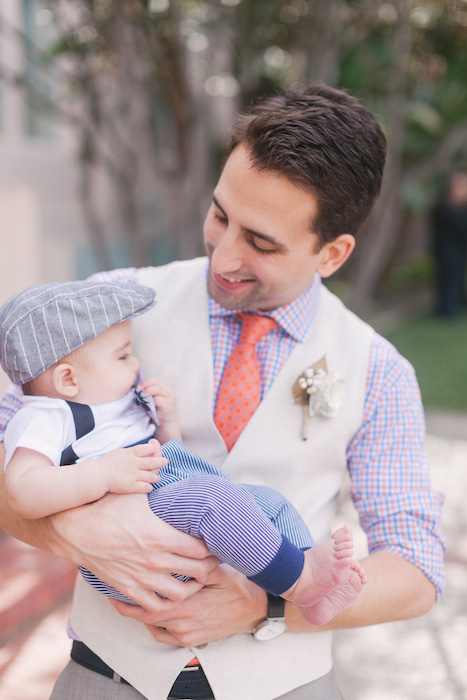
(204, 146, 332, 311)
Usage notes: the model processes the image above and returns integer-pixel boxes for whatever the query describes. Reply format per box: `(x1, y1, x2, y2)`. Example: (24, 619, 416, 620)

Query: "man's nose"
(211, 227, 243, 273)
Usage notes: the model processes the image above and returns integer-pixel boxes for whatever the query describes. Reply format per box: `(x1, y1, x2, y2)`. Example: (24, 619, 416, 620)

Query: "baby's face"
(74, 321, 140, 405)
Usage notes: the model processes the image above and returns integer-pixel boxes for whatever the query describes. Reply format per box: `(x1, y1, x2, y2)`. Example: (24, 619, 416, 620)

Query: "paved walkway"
(333, 411, 467, 700)
(0, 410, 466, 699)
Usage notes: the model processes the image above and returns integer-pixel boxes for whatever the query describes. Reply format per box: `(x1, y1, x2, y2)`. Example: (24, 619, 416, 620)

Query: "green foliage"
(339, 34, 393, 97)
(382, 252, 436, 295)
(12, 0, 466, 281)
(386, 314, 467, 410)
(38, 1, 467, 169)
(340, 1, 467, 160)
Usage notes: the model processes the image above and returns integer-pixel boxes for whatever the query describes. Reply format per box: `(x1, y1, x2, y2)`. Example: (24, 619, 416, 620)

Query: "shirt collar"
(207, 274, 322, 343)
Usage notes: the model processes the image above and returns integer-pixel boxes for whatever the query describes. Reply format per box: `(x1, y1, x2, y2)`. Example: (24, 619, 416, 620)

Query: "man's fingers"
(136, 575, 204, 607)
(110, 577, 203, 616)
(146, 625, 201, 648)
(145, 625, 186, 646)
(157, 523, 213, 561)
(109, 596, 177, 620)
(144, 621, 211, 648)
(158, 552, 220, 581)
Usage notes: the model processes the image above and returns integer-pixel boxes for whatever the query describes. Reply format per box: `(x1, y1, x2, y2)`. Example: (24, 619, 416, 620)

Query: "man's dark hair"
(228, 84, 386, 246)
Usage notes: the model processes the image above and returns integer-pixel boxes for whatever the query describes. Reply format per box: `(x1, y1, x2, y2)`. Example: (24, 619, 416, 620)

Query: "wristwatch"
(253, 593, 287, 641)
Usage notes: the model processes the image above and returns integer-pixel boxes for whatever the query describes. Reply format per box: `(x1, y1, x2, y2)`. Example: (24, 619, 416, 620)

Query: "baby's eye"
(120, 353, 131, 360)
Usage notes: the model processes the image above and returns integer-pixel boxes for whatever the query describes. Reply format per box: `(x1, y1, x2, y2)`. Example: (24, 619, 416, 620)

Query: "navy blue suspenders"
(60, 402, 95, 466)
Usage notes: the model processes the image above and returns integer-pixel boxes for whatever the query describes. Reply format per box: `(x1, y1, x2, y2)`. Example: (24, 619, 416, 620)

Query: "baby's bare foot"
(283, 524, 354, 609)
(300, 561, 367, 626)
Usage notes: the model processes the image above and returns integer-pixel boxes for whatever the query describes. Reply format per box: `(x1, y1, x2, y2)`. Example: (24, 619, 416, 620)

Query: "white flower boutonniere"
(292, 356, 344, 440)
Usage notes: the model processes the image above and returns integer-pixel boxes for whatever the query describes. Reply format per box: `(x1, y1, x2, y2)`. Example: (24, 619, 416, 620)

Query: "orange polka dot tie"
(214, 313, 277, 451)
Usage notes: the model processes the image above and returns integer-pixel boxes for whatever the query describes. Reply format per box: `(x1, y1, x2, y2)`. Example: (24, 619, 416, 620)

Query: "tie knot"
(238, 313, 277, 346)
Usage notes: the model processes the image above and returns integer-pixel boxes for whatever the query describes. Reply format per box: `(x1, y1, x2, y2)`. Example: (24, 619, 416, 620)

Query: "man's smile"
(212, 271, 256, 290)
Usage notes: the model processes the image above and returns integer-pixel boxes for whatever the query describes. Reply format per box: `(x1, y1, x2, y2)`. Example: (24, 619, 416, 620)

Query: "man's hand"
(108, 550, 438, 647)
(49, 490, 219, 611)
(110, 564, 268, 647)
(0, 443, 218, 612)
(101, 438, 165, 495)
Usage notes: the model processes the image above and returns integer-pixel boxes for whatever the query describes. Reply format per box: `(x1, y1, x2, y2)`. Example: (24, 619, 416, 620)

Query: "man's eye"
(249, 238, 278, 255)
(213, 211, 228, 224)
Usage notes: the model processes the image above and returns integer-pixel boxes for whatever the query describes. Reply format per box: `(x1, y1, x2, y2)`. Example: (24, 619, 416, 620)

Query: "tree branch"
(403, 120, 467, 186)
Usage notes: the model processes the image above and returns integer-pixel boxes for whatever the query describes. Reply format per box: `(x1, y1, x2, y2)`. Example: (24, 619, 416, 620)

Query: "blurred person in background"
(432, 171, 467, 318)
(0, 84, 445, 700)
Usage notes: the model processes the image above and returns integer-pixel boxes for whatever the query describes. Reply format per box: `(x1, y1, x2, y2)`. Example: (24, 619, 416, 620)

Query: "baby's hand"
(137, 377, 182, 443)
(99, 438, 167, 495)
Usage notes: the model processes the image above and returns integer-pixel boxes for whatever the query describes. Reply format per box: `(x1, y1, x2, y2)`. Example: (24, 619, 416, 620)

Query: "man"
(0, 84, 445, 700)
(432, 171, 467, 317)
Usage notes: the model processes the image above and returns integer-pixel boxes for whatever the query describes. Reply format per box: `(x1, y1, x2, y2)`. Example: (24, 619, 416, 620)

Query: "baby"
(0, 280, 366, 626)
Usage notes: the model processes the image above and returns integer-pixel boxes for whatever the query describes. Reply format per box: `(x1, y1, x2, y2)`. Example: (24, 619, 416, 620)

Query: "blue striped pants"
(80, 439, 314, 601)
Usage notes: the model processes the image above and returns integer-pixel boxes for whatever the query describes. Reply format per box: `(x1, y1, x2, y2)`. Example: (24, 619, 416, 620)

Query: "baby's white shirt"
(4, 391, 155, 468)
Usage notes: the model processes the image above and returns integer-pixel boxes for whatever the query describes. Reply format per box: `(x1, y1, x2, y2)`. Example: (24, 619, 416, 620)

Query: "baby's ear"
(52, 363, 79, 398)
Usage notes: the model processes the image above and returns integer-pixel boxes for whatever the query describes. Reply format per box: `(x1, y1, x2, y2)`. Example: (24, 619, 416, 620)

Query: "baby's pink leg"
(300, 561, 367, 626)
(282, 525, 354, 609)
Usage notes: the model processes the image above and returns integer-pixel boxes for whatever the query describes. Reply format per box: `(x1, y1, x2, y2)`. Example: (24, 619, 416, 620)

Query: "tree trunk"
(301, 0, 342, 85)
(346, 0, 411, 313)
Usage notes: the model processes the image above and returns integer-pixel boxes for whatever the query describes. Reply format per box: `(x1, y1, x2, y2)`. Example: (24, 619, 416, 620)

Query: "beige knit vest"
(70, 258, 374, 700)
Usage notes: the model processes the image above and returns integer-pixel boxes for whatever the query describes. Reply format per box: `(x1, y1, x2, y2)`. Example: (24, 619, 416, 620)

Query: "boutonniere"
(292, 356, 344, 440)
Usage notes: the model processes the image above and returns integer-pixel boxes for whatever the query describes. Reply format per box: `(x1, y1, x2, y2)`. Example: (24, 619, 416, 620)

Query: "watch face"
(254, 618, 287, 641)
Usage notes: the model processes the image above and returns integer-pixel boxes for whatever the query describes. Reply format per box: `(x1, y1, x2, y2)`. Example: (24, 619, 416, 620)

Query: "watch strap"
(267, 592, 285, 619)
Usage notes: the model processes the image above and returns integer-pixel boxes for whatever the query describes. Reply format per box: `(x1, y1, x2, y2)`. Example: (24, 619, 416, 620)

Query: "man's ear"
(52, 363, 79, 398)
(316, 234, 355, 278)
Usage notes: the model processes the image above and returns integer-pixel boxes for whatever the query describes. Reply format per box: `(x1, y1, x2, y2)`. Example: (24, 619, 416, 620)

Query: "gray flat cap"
(0, 280, 156, 385)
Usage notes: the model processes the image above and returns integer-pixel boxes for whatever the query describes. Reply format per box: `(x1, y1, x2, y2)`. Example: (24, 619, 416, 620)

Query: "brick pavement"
(0, 538, 76, 699)
(0, 536, 76, 646)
